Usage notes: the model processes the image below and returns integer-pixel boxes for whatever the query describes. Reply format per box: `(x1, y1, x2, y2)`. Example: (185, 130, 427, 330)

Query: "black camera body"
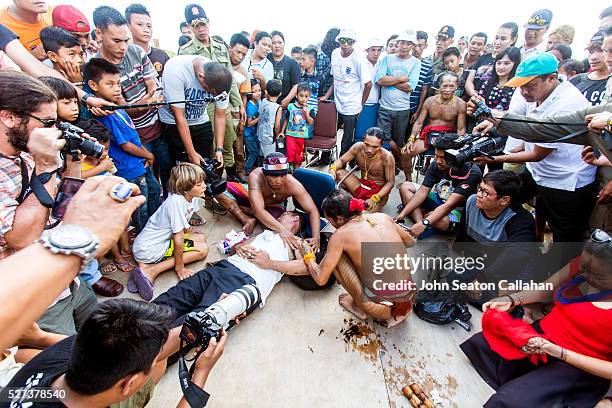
(201, 158, 226, 196)
(443, 132, 506, 169)
(180, 310, 223, 350)
(57, 122, 104, 161)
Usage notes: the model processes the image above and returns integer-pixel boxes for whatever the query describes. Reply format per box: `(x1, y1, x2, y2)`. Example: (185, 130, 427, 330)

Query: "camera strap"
(17, 160, 55, 208)
(178, 349, 210, 408)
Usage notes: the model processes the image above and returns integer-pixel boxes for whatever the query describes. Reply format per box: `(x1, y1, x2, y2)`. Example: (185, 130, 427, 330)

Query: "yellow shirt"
(0, 6, 52, 60)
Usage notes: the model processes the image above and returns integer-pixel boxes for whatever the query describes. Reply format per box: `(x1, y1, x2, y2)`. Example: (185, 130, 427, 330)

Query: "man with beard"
(216, 153, 322, 252)
(329, 127, 395, 212)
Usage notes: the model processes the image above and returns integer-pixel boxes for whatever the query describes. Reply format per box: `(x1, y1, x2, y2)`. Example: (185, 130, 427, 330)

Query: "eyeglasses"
(338, 38, 355, 45)
(591, 229, 612, 246)
(23, 113, 58, 128)
(265, 156, 288, 165)
(476, 186, 495, 198)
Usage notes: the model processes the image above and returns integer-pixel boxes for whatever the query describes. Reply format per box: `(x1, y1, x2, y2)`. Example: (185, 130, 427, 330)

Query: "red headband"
(349, 198, 366, 212)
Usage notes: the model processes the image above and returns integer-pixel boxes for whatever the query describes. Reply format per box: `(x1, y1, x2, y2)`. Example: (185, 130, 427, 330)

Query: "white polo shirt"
(507, 80, 596, 191)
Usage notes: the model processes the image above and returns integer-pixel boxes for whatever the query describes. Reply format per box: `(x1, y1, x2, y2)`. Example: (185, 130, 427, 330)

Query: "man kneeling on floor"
(215, 152, 322, 251)
(152, 211, 334, 333)
(302, 190, 416, 328)
(329, 127, 395, 212)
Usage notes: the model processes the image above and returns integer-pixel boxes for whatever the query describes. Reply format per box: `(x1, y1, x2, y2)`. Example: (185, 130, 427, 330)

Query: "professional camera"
(57, 122, 104, 160)
(443, 132, 506, 169)
(201, 158, 227, 196)
(180, 284, 260, 349)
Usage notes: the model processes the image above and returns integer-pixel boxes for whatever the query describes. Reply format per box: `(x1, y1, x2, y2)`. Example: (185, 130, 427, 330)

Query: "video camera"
(57, 122, 104, 161)
(200, 158, 227, 196)
(443, 132, 506, 169)
(178, 285, 260, 407)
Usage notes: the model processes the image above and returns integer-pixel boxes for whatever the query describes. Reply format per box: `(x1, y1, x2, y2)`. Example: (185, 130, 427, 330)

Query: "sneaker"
(204, 198, 227, 215)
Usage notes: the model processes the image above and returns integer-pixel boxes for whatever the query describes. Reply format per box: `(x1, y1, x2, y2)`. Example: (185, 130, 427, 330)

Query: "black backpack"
(413, 290, 472, 331)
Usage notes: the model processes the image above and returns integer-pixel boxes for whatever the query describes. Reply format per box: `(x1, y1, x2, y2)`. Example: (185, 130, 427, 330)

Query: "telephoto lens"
(57, 122, 104, 159)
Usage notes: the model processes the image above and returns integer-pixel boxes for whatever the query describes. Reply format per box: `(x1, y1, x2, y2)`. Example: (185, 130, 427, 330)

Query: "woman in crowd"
(546, 24, 576, 50)
(465, 22, 519, 97)
(461, 232, 612, 407)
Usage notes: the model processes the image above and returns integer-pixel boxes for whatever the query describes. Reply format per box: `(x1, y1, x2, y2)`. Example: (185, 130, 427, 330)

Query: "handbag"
(413, 290, 472, 331)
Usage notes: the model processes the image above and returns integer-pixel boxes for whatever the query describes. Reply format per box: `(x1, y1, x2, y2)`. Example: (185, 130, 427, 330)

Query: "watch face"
(50, 225, 93, 249)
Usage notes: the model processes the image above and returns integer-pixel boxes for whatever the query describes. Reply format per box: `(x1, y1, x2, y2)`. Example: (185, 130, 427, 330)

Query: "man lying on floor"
(152, 211, 334, 336)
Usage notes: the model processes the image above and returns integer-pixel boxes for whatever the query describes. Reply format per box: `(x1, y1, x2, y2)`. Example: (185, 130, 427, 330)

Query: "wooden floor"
(103, 149, 495, 407)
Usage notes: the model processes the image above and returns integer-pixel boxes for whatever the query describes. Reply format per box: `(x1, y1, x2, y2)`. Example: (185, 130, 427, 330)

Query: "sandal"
(100, 263, 118, 275)
(114, 260, 136, 273)
(188, 213, 207, 226)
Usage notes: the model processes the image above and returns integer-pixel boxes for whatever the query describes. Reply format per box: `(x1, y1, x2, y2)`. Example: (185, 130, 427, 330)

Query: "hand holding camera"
(27, 127, 64, 171)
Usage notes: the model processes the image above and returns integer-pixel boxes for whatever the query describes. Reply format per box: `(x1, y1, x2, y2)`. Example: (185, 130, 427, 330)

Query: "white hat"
(335, 29, 357, 43)
(364, 38, 385, 49)
(395, 29, 417, 44)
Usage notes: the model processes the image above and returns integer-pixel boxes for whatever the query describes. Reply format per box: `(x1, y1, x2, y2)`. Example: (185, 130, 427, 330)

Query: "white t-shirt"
(507, 80, 596, 191)
(227, 230, 289, 306)
(133, 193, 200, 263)
(159, 55, 229, 126)
(331, 48, 372, 115)
(241, 50, 274, 82)
(365, 59, 380, 105)
(520, 41, 548, 61)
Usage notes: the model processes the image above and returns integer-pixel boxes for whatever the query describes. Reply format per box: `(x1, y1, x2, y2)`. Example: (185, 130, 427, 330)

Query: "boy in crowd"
(300, 46, 323, 116)
(39, 26, 85, 84)
(132, 163, 209, 301)
(281, 83, 314, 169)
(258, 79, 283, 158)
(84, 58, 161, 233)
(291, 46, 303, 61)
(125, 3, 170, 78)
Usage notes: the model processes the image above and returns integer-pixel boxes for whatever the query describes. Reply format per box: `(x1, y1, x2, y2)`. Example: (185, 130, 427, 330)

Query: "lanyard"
(555, 274, 612, 304)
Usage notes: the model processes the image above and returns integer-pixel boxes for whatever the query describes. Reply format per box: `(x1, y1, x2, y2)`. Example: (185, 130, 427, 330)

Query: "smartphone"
(52, 177, 85, 220)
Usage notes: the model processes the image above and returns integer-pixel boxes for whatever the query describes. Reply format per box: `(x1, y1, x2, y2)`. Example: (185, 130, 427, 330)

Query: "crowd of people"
(0, 0, 611, 407)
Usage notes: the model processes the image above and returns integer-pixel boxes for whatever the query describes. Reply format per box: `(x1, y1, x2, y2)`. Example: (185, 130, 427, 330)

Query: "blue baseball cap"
(524, 9, 553, 29)
(504, 53, 558, 88)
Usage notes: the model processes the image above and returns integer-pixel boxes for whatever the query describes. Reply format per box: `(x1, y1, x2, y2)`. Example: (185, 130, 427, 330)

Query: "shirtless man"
(303, 190, 416, 327)
(329, 127, 395, 212)
(216, 152, 322, 251)
(401, 72, 467, 181)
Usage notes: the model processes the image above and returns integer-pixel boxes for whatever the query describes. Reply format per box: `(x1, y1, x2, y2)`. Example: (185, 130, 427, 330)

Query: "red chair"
(304, 100, 338, 167)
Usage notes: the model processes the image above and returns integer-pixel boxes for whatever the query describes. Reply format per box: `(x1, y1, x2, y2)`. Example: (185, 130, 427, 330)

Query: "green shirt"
(178, 36, 242, 109)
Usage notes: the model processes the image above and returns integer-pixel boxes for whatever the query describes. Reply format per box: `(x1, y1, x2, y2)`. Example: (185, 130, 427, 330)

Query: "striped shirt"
(409, 57, 433, 112)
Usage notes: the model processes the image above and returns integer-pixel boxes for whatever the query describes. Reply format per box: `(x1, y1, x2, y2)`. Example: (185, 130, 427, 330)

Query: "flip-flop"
(114, 260, 136, 272)
(130, 267, 154, 301)
(188, 213, 207, 226)
(100, 263, 118, 275)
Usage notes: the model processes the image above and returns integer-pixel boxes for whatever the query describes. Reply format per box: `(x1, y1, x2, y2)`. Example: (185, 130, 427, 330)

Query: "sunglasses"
(23, 113, 58, 128)
(338, 38, 355, 45)
(591, 229, 612, 246)
(266, 156, 288, 165)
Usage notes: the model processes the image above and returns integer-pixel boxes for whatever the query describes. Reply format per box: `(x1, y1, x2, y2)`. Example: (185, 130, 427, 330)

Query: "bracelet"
(371, 194, 381, 203)
(329, 164, 337, 171)
(408, 135, 416, 143)
(505, 294, 515, 308)
(303, 252, 315, 263)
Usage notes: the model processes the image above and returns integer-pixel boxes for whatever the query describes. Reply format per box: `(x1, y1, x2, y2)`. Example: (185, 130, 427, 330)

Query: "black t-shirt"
(0, 337, 75, 407)
(0, 24, 18, 51)
(148, 47, 170, 78)
(267, 54, 301, 101)
(471, 53, 495, 92)
(569, 73, 607, 106)
(422, 161, 482, 202)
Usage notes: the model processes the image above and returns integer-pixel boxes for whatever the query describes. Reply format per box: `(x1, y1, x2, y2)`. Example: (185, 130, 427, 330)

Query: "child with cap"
(131, 163, 209, 301)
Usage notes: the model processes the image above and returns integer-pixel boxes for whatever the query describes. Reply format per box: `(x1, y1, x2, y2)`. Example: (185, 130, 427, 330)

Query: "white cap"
(364, 38, 385, 49)
(396, 29, 417, 44)
(335, 29, 357, 43)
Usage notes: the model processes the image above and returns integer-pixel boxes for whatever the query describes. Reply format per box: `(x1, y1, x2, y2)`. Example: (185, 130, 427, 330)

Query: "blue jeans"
(244, 132, 259, 173)
(126, 167, 161, 233)
(144, 136, 172, 197)
(80, 259, 101, 286)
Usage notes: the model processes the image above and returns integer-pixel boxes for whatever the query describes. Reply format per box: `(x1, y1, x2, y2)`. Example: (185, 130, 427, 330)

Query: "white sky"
(57, 0, 604, 59)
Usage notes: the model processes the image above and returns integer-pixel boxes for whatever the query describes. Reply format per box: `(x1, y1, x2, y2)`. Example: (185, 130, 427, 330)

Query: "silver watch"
(39, 224, 99, 271)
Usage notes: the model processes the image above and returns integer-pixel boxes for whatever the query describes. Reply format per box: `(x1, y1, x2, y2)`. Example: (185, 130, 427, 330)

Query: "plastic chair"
(304, 100, 338, 167)
(292, 167, 337, 235)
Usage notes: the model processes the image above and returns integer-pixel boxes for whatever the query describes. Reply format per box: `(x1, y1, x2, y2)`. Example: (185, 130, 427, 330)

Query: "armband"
(329, 164, 337, 171)
(371, 194, 381, 203)
(303, 252, 315, 263)
(408, 135, 416, 143)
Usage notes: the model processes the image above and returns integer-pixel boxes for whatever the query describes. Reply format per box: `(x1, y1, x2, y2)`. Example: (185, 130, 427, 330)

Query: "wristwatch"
(215, 147, 226, 153)
(421, 219, 431, 227)
(39, 224, 100, 271)
(80, 92, 94, 105)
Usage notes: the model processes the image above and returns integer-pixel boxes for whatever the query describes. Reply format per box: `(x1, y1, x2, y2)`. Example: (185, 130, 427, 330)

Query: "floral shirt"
(478, 78, 515, 111)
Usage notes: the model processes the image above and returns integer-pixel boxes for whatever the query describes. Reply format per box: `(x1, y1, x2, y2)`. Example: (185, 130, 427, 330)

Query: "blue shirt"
(244, 100, 260, 139)
(409, 57, 433, 113)
(99, 110, 146, 180)
(301, 70, 323, 114)
(375, 54, 421, 111)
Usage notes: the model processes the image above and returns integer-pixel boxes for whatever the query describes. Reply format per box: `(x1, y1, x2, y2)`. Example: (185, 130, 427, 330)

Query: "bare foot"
(243, 217, 257, 235)
(339, 293, 367, 320)
(377, 312, 409, 328)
